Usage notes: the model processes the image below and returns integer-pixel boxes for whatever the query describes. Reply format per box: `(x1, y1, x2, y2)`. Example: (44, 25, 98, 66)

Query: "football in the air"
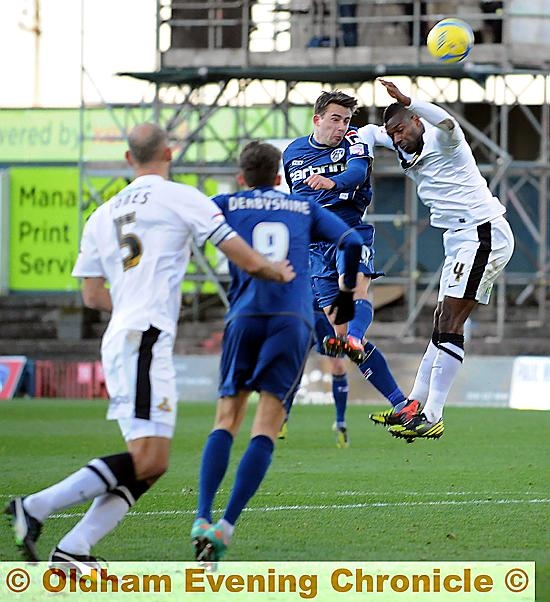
(427, 18, 474, 63)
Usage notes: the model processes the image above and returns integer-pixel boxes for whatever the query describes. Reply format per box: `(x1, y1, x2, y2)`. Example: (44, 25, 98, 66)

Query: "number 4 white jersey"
(72, 174, 234, 338)
(358, 99, 506, 230)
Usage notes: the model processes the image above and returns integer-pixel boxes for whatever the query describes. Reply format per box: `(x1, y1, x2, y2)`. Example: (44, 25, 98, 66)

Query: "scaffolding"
(79, 0, 550, 339)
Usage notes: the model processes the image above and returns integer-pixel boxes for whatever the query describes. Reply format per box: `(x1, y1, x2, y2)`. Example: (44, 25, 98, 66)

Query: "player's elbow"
(81, 278, 111, 311)
(439, 118, 455, 131)
(82, 288, 102, 310)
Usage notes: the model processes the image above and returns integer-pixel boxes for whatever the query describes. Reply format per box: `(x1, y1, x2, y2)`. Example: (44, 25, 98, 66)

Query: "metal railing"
(157, 0, 550, 68)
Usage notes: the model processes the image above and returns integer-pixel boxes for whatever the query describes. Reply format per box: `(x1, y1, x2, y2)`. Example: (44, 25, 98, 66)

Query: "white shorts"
(439, 216, 514, 305)
(101, 326, 177, 441)
(117, 418, 174, 442)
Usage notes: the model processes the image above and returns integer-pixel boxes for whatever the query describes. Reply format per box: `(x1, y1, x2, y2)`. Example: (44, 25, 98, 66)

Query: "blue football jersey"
(283, 128, 373, 227)
(213, 186, 361, 325)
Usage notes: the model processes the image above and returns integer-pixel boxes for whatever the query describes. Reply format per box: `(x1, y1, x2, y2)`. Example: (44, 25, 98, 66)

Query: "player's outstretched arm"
(82, 277, 113, 312)
(407, 98, 456, 132)
(218, 236, 296, 283)
(379, 79, 456, 133)
(378, 79, 411, 106)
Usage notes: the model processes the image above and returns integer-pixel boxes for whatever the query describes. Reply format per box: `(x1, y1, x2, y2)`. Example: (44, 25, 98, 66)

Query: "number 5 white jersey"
(72, 174, 234, 338)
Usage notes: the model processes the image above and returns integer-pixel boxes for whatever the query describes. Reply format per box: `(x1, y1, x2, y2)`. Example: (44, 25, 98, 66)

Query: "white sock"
(423, 344, 464, 422)
(219, 518, 235, 540)
(24, 462, 114, 523)
(58, 493, 130, 556)
(408, 341, 439, 406)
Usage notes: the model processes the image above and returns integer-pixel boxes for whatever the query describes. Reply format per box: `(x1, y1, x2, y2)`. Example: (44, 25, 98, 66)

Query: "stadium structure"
(0, 0, 549, 403)
(106, 1, 548, 343)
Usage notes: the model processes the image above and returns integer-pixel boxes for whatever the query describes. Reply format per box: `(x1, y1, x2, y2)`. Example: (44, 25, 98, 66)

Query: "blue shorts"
(310, 223, 384, 308)
(219, 315, 314, 403)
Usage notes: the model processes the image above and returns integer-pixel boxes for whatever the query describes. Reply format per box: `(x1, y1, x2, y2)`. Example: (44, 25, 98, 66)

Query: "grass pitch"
(1, 399, 549, 598)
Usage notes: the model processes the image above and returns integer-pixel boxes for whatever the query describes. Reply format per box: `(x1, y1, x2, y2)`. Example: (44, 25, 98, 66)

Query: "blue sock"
(197, 429, 233, 522)
(332, 373, 348, 426)
(358, 342, 406, 407)
(223, 435, 274, 526)
(347, 299, 373, 340)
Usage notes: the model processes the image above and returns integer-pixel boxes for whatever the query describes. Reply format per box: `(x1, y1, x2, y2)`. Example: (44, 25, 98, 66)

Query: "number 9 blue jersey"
(213, 186, 362, 327)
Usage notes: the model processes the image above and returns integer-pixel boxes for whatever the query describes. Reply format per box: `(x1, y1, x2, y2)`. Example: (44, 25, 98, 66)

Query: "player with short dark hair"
(282, 90, 416, 446)
(5, 124, 295, 564)
(238, 140, 281, 187)
(190, 140, 363, 562)
(360, 80, 515, 439)
(314, 90, 358, 116)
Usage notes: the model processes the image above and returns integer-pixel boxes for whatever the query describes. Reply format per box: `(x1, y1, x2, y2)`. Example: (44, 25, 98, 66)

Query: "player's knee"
(131, 452, 169, 481)
(330, 357, 347, 373)
(437, 304, 455, 331)
(214, 395, 247, 435)
(213, 412, 241, 435)
(135, 460, 168, 481)
(438, 313, 464, 334)
(354, 273, 371, 297)
(433, 306, 441, 328)
(150, 459, 169, 480)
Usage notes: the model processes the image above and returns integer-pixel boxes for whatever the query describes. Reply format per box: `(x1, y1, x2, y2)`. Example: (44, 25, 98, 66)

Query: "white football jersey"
(358, 99, 506, 229)
(72, 175, 235, 338)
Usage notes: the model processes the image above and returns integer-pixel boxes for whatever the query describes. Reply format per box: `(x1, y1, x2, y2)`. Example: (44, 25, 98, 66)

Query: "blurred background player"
(5, 124, 294, 564)
(191, 140, 362, 562)
(359, 80, 514, 439)
(282, 90, 417, 446)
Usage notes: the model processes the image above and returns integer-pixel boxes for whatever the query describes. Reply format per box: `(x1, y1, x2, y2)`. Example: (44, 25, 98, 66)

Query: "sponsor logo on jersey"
(330, 148, 345, 162)
(291, 160, 304, 166)
(344, 130, 362, 145)
(289, 162, 346, 184)
(349, 143, 365, 156)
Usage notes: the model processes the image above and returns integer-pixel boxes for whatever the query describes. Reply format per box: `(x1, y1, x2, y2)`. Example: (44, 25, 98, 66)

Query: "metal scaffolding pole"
(78, 0, 550, 348)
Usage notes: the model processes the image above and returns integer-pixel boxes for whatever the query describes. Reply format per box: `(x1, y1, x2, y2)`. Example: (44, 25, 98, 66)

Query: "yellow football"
(427, 18, 474, 63)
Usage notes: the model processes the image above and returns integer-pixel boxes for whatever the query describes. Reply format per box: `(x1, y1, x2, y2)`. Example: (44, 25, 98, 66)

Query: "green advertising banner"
(0, 109, 123, 163)
(10, 167, 81, 291)
(0, 106, 310, 163)
(9, 167, 221, 292)
(3, 103, 303, 291)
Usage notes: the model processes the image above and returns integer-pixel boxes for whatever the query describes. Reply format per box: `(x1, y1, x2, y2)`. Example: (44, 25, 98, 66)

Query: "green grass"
(1, 399, 549, 599)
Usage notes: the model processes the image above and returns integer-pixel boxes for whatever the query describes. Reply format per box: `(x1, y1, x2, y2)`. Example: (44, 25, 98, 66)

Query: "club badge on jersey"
(283, 129, 372, 226)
